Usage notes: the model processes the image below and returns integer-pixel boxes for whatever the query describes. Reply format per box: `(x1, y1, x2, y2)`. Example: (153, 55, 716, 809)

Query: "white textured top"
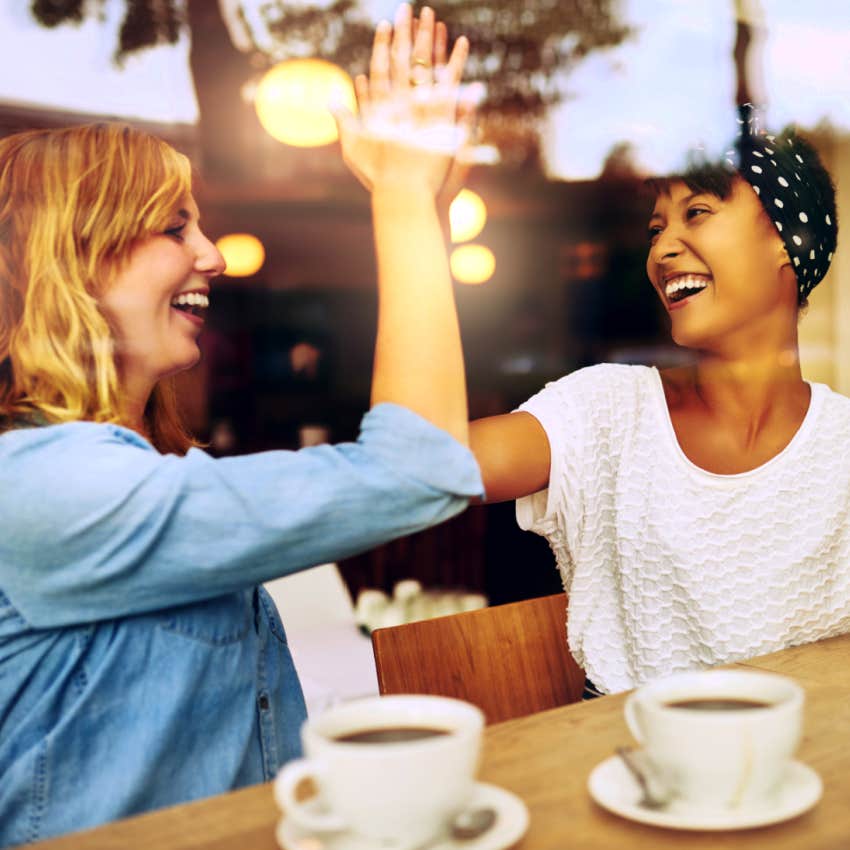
(516, 364, 850, 694)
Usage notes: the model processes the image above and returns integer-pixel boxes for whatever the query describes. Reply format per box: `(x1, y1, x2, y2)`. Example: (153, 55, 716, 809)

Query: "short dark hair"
(646, 133, 837, 232)
(645, 157, 736, 201)
(644, 131, 838, 308)
(786, 133, 839, 235)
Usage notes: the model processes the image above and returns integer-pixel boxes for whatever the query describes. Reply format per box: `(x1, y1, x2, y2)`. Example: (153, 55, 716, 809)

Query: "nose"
(650, 226, 685, 264)
(195, 231, 227, 277)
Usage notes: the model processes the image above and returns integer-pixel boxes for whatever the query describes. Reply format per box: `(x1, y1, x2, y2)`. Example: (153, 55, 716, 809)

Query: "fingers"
(331, 99, 355, 153)
(390, 3, 413, 90)
(369, 19, 392, 100)
(443, 34, 469, 87)
(354, 74, 370, 112)
(365, 4, 471, 112)
(410, 6, 435, 86)
(433, 21, 448, 81)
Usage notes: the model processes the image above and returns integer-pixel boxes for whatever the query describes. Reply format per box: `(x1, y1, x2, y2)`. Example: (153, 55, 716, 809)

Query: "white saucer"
(587, 754, 822, 831)
(275, 781, 529, 850)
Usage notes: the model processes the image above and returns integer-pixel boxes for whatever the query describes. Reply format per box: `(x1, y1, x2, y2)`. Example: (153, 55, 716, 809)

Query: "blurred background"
(2, 0, 848, 606)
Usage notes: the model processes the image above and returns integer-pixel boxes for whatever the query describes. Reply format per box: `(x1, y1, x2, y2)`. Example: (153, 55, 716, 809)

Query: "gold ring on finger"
(410, 59, 432, 86)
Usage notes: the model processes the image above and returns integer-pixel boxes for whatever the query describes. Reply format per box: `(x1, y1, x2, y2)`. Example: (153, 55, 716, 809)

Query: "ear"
(773, 233, 792, 271)
(774, 244, 799, 298)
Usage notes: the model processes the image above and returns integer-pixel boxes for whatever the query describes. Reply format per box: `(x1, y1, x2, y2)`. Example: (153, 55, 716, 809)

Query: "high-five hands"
(334, 3, 480, 200)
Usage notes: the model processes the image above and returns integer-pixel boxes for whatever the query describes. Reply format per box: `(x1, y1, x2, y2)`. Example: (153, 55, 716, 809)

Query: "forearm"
(370, 183, 469, 445)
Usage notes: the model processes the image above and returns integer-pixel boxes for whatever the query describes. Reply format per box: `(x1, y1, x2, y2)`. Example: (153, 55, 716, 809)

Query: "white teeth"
(171, 292, 209, 308)
(664, 275, 710, 299)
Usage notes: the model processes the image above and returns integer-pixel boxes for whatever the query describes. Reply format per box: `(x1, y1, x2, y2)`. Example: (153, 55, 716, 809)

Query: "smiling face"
(646, 176, 799, 354)
(98, 195, 225, 402)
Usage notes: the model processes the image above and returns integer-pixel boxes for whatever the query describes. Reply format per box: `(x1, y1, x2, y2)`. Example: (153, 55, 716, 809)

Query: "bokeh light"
(255, 58, 356, 147)
(449, 189, 487, 243)
(216, 233, 265, 278)
(450, 244, 496, 285)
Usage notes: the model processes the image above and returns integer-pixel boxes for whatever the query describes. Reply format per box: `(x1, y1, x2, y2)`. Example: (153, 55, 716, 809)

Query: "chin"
(670, 334, 720, 354)
(163, 349, 202, 379)
(670, 327, 697, 348)
(669, 316, 695, 346)
(669, 318, 715, 351)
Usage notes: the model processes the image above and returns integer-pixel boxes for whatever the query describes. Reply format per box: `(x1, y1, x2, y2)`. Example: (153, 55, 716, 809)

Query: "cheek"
(96, 293, 128, 337)
(645, 256, 659, 293)
(735, 234, 784, 282)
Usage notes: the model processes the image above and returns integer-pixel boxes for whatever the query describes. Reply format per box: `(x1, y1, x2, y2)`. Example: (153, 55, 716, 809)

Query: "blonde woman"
(0, 5, 478, 842)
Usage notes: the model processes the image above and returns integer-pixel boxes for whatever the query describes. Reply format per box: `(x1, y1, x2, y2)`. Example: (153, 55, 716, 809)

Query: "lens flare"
(255, 59, 356, 147)
(449, 189, 487, 243)
(216, 233, 265, 278)
(450, 244, 495, 285)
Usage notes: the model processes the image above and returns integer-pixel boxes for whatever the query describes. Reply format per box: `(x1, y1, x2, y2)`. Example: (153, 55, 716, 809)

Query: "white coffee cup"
(624, 669, 804, 811)
(274, 694, 484, 846)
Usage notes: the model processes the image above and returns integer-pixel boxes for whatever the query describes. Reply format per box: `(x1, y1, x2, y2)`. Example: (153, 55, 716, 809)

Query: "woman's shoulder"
(522, 362, 657, 410)
(811, 382, 850, 429)
(515, 363, 661, 460)
(816, 382, 850, 407)
(0, 419, 154, 458)
(567, 362, 656, 387)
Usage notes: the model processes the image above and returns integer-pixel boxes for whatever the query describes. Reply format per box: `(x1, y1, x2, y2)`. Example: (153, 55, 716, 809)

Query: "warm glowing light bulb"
(450, 244, 495, 285)
(216, 233, 265, 278)
(255, 59, 356, 147)
(449, 189, 487, 242)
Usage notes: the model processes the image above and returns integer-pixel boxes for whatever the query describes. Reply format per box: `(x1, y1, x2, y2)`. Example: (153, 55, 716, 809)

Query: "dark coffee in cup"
(275, 695, 484, 846)
(333, 726, 450, 744)
(624, 670, 804, 811)
(664, 697, 773, 711)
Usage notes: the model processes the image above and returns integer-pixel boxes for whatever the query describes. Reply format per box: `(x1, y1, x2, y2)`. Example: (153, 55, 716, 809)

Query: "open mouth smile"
(664, 274, 711, 307)
(171, 291, 209, 324)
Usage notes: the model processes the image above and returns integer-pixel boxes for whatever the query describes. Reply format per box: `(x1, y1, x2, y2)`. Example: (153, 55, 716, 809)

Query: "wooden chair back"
(371, 593, 585, 724)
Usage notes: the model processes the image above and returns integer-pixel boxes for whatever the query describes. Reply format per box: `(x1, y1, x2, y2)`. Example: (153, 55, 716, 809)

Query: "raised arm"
(335, 4, 475, 446)
(469, 412, 551, 503)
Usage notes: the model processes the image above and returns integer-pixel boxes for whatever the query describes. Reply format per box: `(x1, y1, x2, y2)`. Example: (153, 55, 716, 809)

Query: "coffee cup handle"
(623, 693, 646, 745)
(274, 758, 348, 833)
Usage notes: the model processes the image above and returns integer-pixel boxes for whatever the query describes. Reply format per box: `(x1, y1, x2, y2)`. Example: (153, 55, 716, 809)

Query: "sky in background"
(0, 0, 848, 179)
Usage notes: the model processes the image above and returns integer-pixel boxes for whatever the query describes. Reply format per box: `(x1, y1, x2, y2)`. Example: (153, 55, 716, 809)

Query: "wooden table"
(26, 633, 850, 850)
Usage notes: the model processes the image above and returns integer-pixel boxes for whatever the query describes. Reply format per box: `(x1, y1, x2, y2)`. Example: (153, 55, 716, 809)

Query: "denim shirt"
(0, 404, 483, 846)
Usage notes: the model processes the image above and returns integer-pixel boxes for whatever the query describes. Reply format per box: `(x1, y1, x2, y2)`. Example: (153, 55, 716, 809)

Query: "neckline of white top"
(649, 366, 825, 482)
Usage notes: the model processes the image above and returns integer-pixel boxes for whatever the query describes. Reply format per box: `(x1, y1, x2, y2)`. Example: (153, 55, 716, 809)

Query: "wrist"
(370, 178, 437, 199)
(371, 185, 440, 215)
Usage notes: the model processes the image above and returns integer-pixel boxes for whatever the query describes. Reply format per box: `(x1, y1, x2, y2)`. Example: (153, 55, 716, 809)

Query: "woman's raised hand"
(334, 4, 477, 198)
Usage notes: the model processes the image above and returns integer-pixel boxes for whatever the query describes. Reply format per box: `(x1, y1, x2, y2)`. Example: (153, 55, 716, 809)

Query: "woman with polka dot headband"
(468, 105, 848, 698)
(731, 102, 837, 303)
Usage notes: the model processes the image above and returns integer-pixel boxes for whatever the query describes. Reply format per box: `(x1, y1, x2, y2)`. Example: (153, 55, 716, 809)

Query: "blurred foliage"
(31, 0, 90, 27)
(252, 1, 376, 66)
(30, 0, 182, 65)
(30, 0, 632, 167)
(428, 1, 631, 137)
(257, 0, 632, 166)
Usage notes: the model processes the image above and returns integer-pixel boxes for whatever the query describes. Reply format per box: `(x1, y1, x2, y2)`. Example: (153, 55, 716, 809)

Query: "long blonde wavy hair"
(0, 122, 199, 454)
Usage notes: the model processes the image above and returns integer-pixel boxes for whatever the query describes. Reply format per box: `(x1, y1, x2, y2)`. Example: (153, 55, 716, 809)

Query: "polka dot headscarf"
(726, 103, 838, 301)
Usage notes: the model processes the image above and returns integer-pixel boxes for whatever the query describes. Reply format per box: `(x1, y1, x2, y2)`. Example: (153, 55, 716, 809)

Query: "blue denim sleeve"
(0, 403, 483, 627)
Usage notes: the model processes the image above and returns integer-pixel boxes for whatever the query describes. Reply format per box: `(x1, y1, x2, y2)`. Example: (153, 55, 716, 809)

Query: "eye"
(647, 224, 663, 243)
(686, 206, 710, 221)
(164, 223, 186, 241)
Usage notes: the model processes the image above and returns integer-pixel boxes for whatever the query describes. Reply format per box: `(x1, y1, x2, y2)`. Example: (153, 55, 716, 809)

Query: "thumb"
(328, 90, 356, 139)
(438, 88, 482, 201)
